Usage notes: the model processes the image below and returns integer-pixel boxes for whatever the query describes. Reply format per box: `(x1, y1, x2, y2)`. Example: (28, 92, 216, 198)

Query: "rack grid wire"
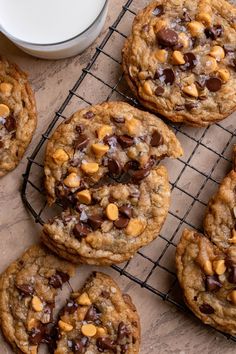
(21, 0, 236, 343)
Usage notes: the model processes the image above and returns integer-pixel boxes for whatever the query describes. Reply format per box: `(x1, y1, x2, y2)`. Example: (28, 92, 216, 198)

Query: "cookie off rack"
(21, 0, 236, 342)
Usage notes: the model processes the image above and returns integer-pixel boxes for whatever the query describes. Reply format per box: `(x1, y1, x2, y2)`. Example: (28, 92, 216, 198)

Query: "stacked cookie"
(42, 101, 183, 265)
(0, 58, 37, 176)
(176, 146, 236, 336)
(122, 0, 236, 126)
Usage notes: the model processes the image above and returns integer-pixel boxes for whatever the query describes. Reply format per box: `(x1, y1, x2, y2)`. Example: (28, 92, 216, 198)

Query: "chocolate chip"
(175, 105, 184, 111)
(205, 78, 222, 92)
(162, 69, 175, 85)
(64, 299, 79, 314)
(83, 111, 95, 119)
(76, 125, 84, 134)
(49, 271, 70, 288)
(4, 115, 16, 132)
(75, 134, 89, 150)
(29, 323, 47, 345)
(15, 284, 34, 296)
(132, 168, 150, 182)
(112, 116, 125, 123)
(96, 337, 116, 352)
(87, 215, 103, 230)
(101, 290, 110, 298)
(145, 155, 158, 169)
(141, 24, 149, 32)
(185, 103, 198, 111)
(183, 53, 197, 69)
(199, 303, 215, 314)
(114, 217, 129, 229)
(155, 86, 164, 96)
(157, 29, 178, 47)
(103, 134, 117, 147)
(182, 11, 191, 22)
(228, 266, 236, 284)
(85, 305, 101, 322)
(117, 135, 134, 149)
(73, 222, 90, 239)
(108, 158, 122, 176)
(152, 5, 164, 16)
(205, 25, 223, 39)
(72, 337, 88, 354)
(206, 275, 222, 291)
(119, 206, 132, 219)
(150, 130, 163, 147)
(123, 160, 140, 173)
(117, 322, 130, 344)
(121, 344, 129, 354)
(223, 45, 235, 54)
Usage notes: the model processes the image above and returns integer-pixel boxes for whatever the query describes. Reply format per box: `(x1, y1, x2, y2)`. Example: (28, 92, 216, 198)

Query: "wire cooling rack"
(21, 0, 236, 342)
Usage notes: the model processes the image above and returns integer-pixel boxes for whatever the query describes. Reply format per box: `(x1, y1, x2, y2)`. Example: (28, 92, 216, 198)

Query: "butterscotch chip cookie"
(53, 272, 140, 354)
(176, 229, 236, 336)
(0, 57, 37, 176)
(44, 101, 183, 205)
(122, 0, 236, 126)
(204, 146, 236, 251)
(42, 166, 170, 265)
(0, 244, 75, 353)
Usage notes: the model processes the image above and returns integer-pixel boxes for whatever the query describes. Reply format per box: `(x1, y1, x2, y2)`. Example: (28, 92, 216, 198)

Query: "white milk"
(0, 0, 108, 59)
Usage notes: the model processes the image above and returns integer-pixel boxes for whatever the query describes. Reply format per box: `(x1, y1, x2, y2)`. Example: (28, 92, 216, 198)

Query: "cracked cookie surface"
(176, 229, 236, 336)
(122, 0, 236, 126)
(204, 146, 236, 251)
(53, 272, 140, 354)
(0, 57, 37, 176)
(44, 101, 182, 206)
(42, 166, 170, 265)
(0, 244, 75, 353)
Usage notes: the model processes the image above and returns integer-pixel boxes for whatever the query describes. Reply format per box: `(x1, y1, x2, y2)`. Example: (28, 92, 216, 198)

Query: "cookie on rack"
(44, 101, 183, 205)
(0, 57, 37, 177)
(0, 244, 75, 354)
(53, 271, 140, 353)
(42, 166, 170, 265)
(122, 0, 236, 126)
(204, 146, 236, 251)
(176, 229, 236, 336)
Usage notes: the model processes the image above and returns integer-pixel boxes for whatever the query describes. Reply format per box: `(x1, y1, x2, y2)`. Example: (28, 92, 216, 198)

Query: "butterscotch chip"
(58, 320, 73, 332)
(81, 323, 97, 337)
(218, 69, 230, 82)
(81, 162, 99, 174)
(52, 149, 69, 165)
(126, 218, 145, 237)
(183, 84, 198, 98)
(76, 190, 92, 205)
(0, 82, 13, 96)
(97, 125, 113, 140)
(0, 103, 10, 118)
(77, 292, 91, 306)
(227, 290, 236, 305)
(63, 172, 80, 188)
(91, 143, 109, 157)
(125, 118, 141, 136)
(122, 0, 236, 126)
(32, 296, 43, 312)
(213, 260, 226, 275)
(106, 203, 119, 221)
(203, 260, 214, 276)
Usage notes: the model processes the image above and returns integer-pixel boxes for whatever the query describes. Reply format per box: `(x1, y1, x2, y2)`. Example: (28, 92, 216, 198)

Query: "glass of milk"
(0, 0, 108, 59)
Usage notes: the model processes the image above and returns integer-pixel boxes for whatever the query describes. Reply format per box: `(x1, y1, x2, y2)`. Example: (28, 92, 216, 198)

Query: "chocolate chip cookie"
(42, 166, 170, 265)
(0, 244, 75, 353)
(0, 57, 37, 177)
(122, 0, 236, 126)
(204, 146, 236, 251)
(53, 272, 140, 354)
(176, 229, 236, 336)
(44, 101, 183, 206)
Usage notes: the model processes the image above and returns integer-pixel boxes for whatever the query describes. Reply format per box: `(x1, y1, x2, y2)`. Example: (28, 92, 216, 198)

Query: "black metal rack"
(21, 0, 236, 343)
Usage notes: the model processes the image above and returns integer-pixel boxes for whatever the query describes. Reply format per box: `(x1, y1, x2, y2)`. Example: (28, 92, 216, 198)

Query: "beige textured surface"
(0, 0, 236, 353)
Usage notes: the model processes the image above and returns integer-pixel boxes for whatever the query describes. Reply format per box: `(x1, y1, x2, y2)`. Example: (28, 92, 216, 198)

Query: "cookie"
(44, 101, 183, 205)
(53, 272, 140, 354)
(176, 229, 236, 336)
(42, 166, 170, 265)
(122, 0, 236, 126)
(0, 57, 37, 177)
(204, 146, 236, 250)
(0, 244, 75, 353)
